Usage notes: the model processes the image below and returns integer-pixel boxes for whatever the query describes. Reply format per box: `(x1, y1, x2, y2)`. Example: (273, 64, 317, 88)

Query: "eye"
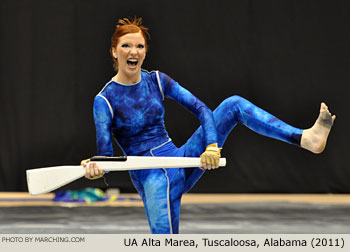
(137, 44, 145, 49)
(121, 44, 130, 48)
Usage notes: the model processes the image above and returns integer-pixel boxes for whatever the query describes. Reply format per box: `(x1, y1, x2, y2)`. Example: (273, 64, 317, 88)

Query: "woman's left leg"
(181, 95, 304, 193)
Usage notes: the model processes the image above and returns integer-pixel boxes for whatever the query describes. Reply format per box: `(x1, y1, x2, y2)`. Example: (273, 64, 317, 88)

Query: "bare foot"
(301, 102, 336, 154)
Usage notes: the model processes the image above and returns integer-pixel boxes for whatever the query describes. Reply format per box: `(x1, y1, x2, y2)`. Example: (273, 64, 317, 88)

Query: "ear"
(112, 47, 117, 58)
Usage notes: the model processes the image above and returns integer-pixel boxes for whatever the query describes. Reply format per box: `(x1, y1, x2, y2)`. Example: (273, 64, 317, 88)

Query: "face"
(112, 32, 146, 80)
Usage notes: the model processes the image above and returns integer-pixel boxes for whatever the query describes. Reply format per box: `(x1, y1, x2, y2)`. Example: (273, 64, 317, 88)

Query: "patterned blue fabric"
(93, 69, 303, 233)
(93, 70, 217, 157)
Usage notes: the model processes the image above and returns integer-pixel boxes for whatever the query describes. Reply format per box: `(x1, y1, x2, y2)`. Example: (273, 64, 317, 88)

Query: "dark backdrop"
(1, 0, 349, 193)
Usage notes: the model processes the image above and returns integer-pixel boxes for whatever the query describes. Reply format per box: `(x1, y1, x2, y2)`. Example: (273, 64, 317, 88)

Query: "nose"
(130, 46, 137, 56)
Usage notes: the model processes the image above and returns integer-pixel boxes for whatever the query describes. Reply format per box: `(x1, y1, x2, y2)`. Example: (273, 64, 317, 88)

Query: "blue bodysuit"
(93, 69, 303, 233)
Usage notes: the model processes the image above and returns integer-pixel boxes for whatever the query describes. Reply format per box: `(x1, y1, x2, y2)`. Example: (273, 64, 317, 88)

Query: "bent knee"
(221, 95, 248, 108)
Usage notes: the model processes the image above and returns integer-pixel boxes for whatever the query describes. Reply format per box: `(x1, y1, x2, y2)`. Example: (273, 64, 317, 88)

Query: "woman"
(82, 17, 335, 234)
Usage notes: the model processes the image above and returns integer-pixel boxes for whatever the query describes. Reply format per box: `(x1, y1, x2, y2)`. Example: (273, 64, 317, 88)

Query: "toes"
(320, 102, 328, 111)
(318, 110, 333, 128)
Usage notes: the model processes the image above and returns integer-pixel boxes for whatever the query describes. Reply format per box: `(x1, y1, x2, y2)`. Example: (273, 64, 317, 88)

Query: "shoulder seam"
(155, 71, 164, 100)
(96, 80, 114, 118)
(96, 94, 114, 118)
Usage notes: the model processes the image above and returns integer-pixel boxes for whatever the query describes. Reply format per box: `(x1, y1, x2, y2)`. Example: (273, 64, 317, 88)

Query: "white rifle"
(26, 156, 226, 196)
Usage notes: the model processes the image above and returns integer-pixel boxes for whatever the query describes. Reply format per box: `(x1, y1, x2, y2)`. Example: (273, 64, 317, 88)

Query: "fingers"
(84, 162, 104, 179)
(200, 154, 213, 170)
(200, 153, 220, 170)
(201, 155, 212, 170)
(211, 156, 220, 169)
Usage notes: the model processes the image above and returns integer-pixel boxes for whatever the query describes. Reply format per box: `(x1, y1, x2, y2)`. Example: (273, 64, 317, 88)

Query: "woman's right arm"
(93, 95, 114, 156)
(82, 95, 114, 179)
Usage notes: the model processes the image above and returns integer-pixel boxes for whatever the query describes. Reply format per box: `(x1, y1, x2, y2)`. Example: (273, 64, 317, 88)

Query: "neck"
(114, 71, 141, 85)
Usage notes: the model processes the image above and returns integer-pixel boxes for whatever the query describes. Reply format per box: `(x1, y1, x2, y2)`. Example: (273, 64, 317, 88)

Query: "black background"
(1, 0, 349, 193)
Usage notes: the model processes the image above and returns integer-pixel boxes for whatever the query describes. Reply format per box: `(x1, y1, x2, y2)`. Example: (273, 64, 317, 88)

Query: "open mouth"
(127, 59, 138, 66)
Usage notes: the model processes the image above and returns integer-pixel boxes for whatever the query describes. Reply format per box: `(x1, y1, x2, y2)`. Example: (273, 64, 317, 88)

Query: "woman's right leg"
(130, 169, 180, 234)
(128, 142, 185, 234)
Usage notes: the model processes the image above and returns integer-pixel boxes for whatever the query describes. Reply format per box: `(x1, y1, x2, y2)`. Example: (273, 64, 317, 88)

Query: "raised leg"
(182, 95, 303, 193)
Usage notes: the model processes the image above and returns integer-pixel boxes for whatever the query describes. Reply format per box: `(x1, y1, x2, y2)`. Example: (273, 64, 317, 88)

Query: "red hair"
(110, 17, 150, 71)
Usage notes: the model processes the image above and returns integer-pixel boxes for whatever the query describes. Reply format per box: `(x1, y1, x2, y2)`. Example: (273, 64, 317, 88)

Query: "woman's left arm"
(159, 72, 221, 169)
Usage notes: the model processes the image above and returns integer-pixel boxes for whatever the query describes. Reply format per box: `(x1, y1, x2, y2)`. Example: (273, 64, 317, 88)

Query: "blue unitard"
(93, 70, 303, 234)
